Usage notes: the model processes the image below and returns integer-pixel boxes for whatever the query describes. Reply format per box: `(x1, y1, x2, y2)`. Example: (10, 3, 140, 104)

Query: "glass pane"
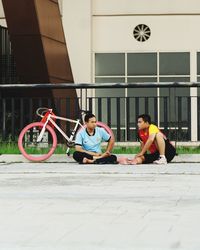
(127, 96, 158, 130)
(159, 77, 190, 82)
(159, 52, 190, 75)
(159, 76, 190, 127)
(159, 95, 190, 141)
(127, 77, 157, 129)
(159, 77, 190, 97)
(95, 88, 125, 129)
(127, 77, 157, 97)
(159, 76, 190, 139)
(95, 77, 125, 83)
(127, 77, 157, 83)
(95, 77, 125, 128)
(95, 89, 125, 98)
(95, 53, 125, 76)
(127, 53, 157, 76)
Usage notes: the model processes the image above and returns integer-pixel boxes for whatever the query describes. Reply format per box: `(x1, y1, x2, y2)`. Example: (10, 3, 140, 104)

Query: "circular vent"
(133, 24, 151, 42)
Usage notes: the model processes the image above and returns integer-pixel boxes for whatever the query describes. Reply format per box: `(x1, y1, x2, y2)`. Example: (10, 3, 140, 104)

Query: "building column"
(190, 50, 198, 141)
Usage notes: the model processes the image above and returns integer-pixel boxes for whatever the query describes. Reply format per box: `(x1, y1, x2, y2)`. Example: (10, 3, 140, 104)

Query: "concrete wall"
(92, 15, 200, 52)
(62, 0, 92, 83)
(93, 0, 200, 15)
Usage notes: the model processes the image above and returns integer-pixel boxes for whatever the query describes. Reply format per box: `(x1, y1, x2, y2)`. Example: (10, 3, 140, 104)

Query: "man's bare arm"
(138, 133, 156, 156)
(106, 136, 114, 153)
(97, 136, 115, 158)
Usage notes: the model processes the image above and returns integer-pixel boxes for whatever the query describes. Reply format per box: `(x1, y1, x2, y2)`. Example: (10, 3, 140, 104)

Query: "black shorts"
(143, 139, 176, 164)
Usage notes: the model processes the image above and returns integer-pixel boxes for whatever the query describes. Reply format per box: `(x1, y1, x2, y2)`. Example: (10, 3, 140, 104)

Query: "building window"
(159, 52, 190, 78)
(95, 52, 190, 83)
(95, 53, 125, 77)
(94, 52, 190, 141)
(127, 52, 157, 82)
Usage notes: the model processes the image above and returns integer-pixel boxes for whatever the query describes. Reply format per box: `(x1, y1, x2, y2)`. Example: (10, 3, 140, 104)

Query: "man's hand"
(101, 151, 111, 157)
(136, 152, 144, 157)
(94, 151, 111, 159)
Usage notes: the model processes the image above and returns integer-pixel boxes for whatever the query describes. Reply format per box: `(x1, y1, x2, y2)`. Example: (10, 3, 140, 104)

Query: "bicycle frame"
(37, 113, 85, 152)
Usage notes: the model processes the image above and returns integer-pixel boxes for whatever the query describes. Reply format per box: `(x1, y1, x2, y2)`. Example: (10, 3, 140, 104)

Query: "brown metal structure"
(2, 0, 74, 84)
(2, 0, 78, 120)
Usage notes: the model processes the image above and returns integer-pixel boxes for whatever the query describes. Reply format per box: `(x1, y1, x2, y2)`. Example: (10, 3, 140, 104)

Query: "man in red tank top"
(123, 114, 176, 165)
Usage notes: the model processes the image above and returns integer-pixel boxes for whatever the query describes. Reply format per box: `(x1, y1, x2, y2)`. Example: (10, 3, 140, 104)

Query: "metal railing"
(0, 82, 199, 142)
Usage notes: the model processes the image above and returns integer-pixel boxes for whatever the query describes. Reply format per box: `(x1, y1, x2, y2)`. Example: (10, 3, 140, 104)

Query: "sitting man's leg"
(153, 132, 167, 164)
(129, 154, 155, 165)
(154, 132, 165, 154)
(94, 154, 118, 164)
(120, 133, 167, 165)
(164, 139, 176, 163)
(73, 151, 94, 164)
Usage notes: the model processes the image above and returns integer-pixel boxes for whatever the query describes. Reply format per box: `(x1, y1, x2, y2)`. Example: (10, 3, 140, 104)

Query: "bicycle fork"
(37, 118, 50, 142)
(66, 120, 80, 155)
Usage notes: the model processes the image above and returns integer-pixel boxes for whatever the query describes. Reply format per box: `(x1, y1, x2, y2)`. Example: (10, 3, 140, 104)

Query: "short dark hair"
(137, 114, 151, 124)
(84, 113, 96, 122)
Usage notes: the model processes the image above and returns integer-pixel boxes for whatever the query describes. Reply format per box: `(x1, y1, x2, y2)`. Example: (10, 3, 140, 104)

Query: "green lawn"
(0, 143, 200, 154)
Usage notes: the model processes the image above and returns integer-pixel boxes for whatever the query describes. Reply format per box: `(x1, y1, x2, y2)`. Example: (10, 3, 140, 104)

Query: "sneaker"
(153, 156, 167, 165)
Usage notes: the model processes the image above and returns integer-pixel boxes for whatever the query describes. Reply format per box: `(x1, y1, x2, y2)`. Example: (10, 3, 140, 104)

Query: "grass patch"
(0, 143, 74, 155)
(0, 142, 21, 154)
(176, 146, 200, 154)
(0, 143, 200, 154)
(110, 146, 140, 154)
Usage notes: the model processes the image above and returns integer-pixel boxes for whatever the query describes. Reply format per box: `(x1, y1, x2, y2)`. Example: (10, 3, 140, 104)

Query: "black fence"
(0, 82, 199, 143)
(0, 25, 19, 84)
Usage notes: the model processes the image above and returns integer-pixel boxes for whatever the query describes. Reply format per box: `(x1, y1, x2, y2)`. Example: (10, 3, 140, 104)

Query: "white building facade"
(1, 0, 200, 141)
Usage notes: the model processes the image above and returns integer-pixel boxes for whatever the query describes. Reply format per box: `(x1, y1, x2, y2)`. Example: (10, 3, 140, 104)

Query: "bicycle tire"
(18, 122, 57, 162)
(96, 121, 114, 139)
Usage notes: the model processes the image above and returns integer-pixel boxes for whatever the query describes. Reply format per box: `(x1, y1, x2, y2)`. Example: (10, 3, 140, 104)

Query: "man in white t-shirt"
(73, 113, 117, 164)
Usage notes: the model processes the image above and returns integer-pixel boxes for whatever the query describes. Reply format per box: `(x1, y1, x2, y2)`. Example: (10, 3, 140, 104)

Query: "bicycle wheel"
(96, 121, 114, 139)
(18, 122, 57, 162)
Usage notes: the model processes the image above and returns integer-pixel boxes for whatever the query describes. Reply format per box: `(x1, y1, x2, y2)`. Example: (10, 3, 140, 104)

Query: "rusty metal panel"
(9, 35, 49, 83)
(2, 0, 74, 85)
(35, 0, 65, 42)
(42, 37, 73, 82)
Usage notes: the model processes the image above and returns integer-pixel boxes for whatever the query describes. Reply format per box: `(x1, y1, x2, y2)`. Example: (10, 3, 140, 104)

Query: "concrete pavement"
(0, 153, 200, 163)
(0, 162, 200, 250)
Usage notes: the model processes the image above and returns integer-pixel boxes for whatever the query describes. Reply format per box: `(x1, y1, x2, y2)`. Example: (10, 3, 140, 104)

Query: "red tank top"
(138, 124, 160, 153)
